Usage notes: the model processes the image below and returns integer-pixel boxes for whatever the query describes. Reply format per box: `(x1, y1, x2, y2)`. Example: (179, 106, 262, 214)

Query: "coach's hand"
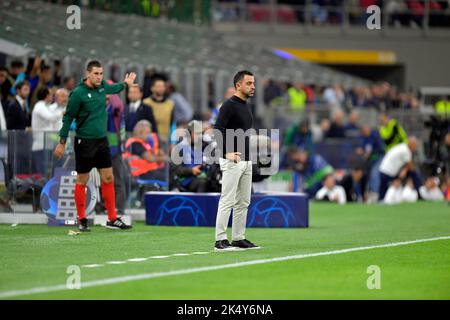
(54, 143, 66, 160)
(124, 72, 138, 88)
(225, 152, 241, 163)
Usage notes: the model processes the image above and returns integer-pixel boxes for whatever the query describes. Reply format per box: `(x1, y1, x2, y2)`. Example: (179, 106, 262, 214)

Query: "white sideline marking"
(127, 258, 148, 262)
(106, 261, 127, 265)
(149, 255, 169, 259)
(171, 253, 190, 257)
(81, 264, 103, 268)
(1, 235, 449, 299)
(192, 252, 211, 255)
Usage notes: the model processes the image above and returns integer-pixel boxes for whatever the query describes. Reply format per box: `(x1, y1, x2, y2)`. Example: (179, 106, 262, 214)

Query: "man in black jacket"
(6, 80, 32, 174)
(125, 85, 158, 134)
(6, 81, 31, 130)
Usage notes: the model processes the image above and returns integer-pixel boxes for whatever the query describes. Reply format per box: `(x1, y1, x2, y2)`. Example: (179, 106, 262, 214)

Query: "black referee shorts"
(74, 137, 112, 174)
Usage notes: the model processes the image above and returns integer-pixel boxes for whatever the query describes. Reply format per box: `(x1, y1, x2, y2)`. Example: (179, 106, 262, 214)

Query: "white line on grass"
(127, 258, 148, 262)
(1, 235, 449, 299)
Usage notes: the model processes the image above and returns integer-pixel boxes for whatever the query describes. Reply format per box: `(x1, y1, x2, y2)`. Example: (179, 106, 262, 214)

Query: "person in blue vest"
(170, 120, 210, 192)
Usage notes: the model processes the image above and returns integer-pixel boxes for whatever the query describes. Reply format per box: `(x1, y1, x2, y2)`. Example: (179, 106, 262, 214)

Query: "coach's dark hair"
(233, 70, 253, 88)
(86, 60, 102, 72)
(15, 80, 30, 91)
(37, 87, 50, 101)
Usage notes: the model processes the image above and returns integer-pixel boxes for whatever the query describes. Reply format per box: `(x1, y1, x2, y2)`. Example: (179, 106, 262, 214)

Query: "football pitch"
(0, 202, 449, 300)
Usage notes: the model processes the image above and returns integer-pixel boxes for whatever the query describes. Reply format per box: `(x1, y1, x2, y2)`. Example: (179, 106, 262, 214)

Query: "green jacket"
(59, 79, 126, 139)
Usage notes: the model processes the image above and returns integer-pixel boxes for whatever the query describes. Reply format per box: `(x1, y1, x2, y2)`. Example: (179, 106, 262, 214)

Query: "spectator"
(323, 84, 345, 111)
(287, 82, 307, 112)
(326, 110, 346, 138)
(171, 120, 210, 192)
(263, 79, 283, 105)
(283, 119, 313, 153)
(9, 60, 26, 97)
(49, 89, 69, 131)
(288, 147, 334, 196)
(209, 87, 235, 126)
(384, 177, 418, 205)
(6, 80, 31, 130)
(315, 174, 347, 204)
(0, 66, 12, 105)
(384, 178, 403, 205)
(143, 78, 175, 144)
(0, 100, 6, 134)
(125, 85, 158, 134)
(402, 178, 419, 203)
(9, 60, 25, 81)
(435, 96, 450, 119)
(344, 110, 360, 137)
(357, 124, 384, 195)
(419, 177, 444, 201)
(63, 76, 76, 93)
(338, 159, 367, 202)
(379, 112, 408, 151)
(378, 136, 421, 201)
(311, 118, 330, 143)
(166, 81, 193, 125)
(106, 92, 128, 215)
(30, 64, 53, 110)
(31, 87, 62, 174)
(123, 119, 167, 182)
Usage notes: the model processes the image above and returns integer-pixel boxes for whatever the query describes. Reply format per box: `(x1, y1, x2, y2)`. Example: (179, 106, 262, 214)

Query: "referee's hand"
(225, 152, 241, 163)
(124, 72, 138, 88)
(53, 143, 66, 160)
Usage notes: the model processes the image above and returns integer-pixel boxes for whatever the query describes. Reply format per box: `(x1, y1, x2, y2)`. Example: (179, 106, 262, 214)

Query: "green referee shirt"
(59, 79, 126, 139)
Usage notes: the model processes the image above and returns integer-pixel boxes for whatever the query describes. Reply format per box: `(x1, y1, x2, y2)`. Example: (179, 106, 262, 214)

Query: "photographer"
(170, 120, 214, 192)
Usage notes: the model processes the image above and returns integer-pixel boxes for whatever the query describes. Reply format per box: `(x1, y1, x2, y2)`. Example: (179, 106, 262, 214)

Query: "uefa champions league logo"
(248, 197, 297, 228)
(156, 196, 207, 226)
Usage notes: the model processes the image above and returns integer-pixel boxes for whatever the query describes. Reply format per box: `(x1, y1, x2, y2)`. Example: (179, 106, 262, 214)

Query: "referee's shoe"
(106, 217, 132, 230)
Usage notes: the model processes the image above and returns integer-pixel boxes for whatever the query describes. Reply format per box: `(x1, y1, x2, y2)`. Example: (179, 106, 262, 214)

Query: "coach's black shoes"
(106, 217, 132, 230)
(231, 239, 260, 250)
(78, 218, 91, 232)
(214, 240, 239, 252)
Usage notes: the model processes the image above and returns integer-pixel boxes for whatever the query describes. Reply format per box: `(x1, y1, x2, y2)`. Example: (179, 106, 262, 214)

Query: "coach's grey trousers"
(215, 158, 252, 241)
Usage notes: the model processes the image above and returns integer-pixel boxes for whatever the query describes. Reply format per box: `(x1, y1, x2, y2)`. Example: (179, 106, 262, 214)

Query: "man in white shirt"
(384, 178, 418, 205)
(419, 177, 444, 201)
(31, 87, 63, 174)
(378, 136, 419, 201)
(49, 88, 68, 131)
(384, 178, 403, 205)
(315, 174, 347, 205)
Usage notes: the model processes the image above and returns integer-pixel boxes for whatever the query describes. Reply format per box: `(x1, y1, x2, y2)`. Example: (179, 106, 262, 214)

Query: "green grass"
(0, 201, 449, 299)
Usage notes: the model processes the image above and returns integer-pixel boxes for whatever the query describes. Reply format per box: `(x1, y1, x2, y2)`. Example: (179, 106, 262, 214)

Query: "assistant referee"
(54, 60, 136, 232)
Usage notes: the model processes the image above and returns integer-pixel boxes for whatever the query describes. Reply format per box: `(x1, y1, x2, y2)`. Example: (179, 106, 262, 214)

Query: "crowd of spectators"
(216, 0, 450, 28)
(0, 57, 448, 212)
